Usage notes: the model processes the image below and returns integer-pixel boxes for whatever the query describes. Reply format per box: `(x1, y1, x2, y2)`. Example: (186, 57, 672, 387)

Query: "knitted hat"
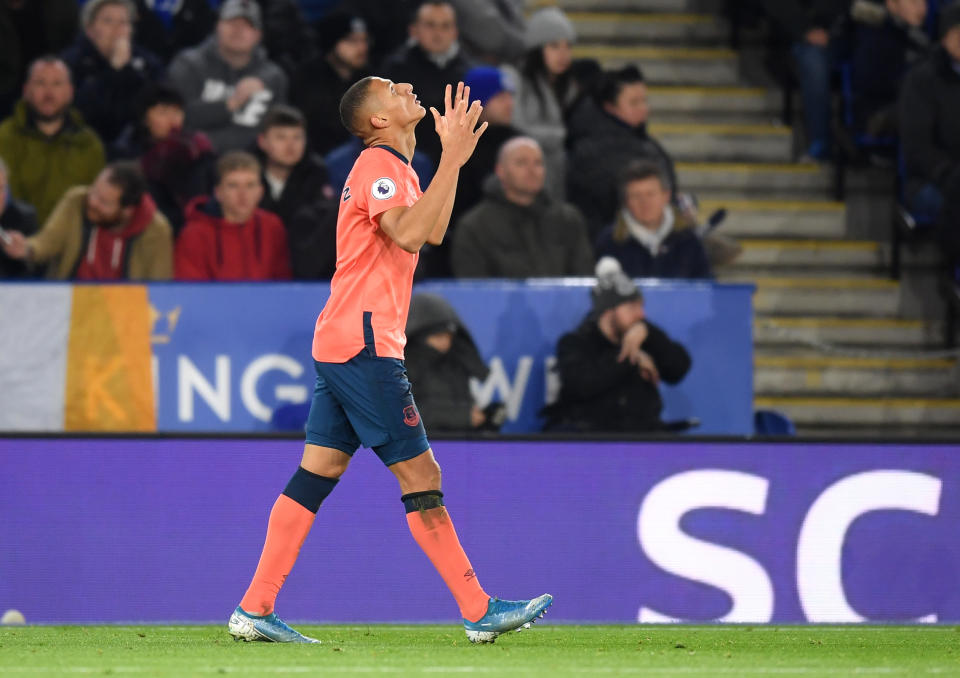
(219, 0, 261, 30)
(525, 7, 576, 49)
(463, 66, 515, 105)
(592, 257, 642, 314)
(316, 12, 367, 52)
(941, 0, 960, 37)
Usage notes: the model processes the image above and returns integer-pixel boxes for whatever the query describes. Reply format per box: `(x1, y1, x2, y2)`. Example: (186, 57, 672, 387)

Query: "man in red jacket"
(175, 150, 292, 280)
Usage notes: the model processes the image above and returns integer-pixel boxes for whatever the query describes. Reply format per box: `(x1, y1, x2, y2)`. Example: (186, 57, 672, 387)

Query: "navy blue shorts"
(305, 348, 430, 466)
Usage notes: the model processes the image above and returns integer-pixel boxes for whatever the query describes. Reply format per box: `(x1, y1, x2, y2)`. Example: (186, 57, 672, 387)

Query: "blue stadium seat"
(754, 410, 797, 436)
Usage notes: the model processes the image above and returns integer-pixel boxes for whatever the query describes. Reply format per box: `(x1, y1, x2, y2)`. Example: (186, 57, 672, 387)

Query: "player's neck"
(366, 131, 415, 163)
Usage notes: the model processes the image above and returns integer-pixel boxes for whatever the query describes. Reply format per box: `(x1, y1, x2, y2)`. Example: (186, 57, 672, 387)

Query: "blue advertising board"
(2, 438, 958, 624)
(148, 281, 754, 434)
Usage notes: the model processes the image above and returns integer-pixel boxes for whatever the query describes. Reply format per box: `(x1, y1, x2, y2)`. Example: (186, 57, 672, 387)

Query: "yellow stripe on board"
(64, 285, 156, 432)
(755, 356, 955, 370)
(572, 45, 737, 60)
(649, 123, 791, 136)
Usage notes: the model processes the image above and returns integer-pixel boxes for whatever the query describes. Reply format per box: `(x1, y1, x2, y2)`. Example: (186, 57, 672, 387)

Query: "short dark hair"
(105, 161, 146, 207)
(596, 65, 644, 107)
(136, 83, 184, 121)
(413, 0, 456, 23)
(259, 104, 306, 134)
(339, 76, 375, 137)
(619, 160, 668, 198)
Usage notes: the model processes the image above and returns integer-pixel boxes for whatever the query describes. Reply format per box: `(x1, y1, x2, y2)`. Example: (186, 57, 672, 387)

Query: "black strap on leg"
(401, 490, 444, 513)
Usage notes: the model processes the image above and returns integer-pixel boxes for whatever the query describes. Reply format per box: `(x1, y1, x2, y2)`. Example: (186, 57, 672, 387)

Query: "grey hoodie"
(167, 36, 288, 152)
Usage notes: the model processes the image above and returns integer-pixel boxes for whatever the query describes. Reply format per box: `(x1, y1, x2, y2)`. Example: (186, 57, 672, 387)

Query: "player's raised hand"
(430, 82, 488, 168)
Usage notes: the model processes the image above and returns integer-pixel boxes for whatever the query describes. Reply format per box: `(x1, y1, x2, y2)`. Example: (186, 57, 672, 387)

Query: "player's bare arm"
(378, 82, 486, 252)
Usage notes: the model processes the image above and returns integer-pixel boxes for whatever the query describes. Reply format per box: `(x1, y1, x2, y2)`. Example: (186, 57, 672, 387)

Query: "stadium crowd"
(0, 0, 958, 432)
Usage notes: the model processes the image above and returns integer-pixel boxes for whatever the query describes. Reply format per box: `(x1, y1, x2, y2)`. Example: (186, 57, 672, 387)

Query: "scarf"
(622, 206, 674, 257)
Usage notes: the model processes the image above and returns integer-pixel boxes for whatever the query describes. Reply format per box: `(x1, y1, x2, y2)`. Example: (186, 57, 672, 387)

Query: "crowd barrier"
(1, 437, 957, 624)
(0, 280, 754, 435)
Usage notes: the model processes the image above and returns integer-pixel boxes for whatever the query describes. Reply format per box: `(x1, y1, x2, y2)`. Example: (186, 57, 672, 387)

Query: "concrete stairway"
(561, 0, 960, 437)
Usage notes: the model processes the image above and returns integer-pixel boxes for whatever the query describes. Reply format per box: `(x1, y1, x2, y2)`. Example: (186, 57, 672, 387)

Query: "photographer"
(542, 257, 692, 433)
(405, 293, 506, 434)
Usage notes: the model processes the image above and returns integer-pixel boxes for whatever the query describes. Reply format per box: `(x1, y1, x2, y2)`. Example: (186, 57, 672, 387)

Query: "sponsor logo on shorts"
(403, 404, 420, 427)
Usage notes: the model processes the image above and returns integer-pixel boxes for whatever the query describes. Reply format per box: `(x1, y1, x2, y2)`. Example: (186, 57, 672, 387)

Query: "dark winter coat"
(543, 316, 691, 433)
(899, 45, 960, 197)
(324, 136, 435, 193)
(167, 36, 289, 152)
(380, 43, 472, 163)
(850, 18, 928, 133)
(110, 126, 215, 234)
(595, 211, 712, 279)
(760, 0, 849, 42)
(451, 176, 594, 279)
(133, 0, 217, 64)
(61, 34, 165, 144)
(404, 293, 489, 432)
(290, 56, 365, 156)
(566, 98, 677, 239)
(175, 196, 292, 280)
(0, 197, 39, 279)
(257, 151, 334, 229)
(255, 0, 317, 77)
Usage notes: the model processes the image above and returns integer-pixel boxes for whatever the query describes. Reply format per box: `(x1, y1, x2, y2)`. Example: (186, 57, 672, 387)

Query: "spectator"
(291, 11, 370, 156)
(542, 257, 692, 433)
(405, 292, 505, 433)
(254, 0, 317, 78)
(0, 57, 106, 224)
(167, 0, 289, 152)
(342, 0, 415, 68)
(0, 161, 173, 280)
(850, 0, 929, 137)
(255, 104, 339, 279)
(419, 65, 520, 278)
(502, 7, 578, 200)
(596, 161, 712, 280)
(0, 156, 40, 278)
(132, 0, 217, 65)
(900, 1, 960, 261)
(176, 150, 292, 280)
(380, 0, 472, 164)
(111, 83, 216, 233)
(446, 0, 526, 64)
(760, 0, 848, 160)
(451, 136, 594, 278)
(566, 65, 676, 239)
(61, 0, 165, 145)
(0, 0, 78, 118)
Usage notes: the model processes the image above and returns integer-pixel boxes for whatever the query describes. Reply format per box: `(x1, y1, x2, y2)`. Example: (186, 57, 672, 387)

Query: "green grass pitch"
(2, 624, 960, 677)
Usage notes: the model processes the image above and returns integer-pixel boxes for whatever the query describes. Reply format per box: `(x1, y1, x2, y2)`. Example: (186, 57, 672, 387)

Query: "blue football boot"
(227, 606, 320, 643)
(463, 593, 553, 644)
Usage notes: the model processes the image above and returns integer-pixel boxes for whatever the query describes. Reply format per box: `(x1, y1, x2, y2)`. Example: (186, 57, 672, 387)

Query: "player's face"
(333, 31, 369, 71)
(216, 168, 263, 222)
(24, 61, 73, 122)
(605, 82, 649, 129)
(413, 4, 457, 56)
(85, 170, 129, 228)
(258, 125, 306, 168)
(497, 142, 545, 197)
(144, 103, 184, 140)
(542, 40, 572, 77)
(86, 3, 133, 58)
(613, 299, 646, 336)
(624, 176, 670, 227)
(377, 79, 425, 127)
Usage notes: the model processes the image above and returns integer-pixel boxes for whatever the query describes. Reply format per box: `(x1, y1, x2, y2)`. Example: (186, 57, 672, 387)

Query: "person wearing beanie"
(541, 257, 692, 433)
(167, 0, 289, 153)
(500, 6, 578, 200)
(899, 0, 960, 263)
(291, 12, 370, 156)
